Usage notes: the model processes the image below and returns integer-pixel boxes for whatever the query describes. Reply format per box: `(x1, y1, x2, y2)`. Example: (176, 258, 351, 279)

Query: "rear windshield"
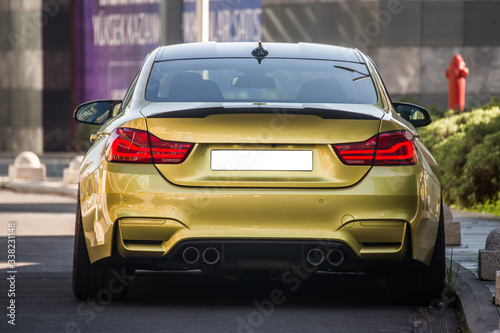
(145, 58, 378, 104)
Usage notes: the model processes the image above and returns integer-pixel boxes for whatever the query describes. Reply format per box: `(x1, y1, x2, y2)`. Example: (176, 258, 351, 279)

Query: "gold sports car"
(73, 42, 444, 304)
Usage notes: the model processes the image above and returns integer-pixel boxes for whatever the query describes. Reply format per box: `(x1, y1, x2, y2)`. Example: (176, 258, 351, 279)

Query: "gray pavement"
(1, 152, 500, 332)
(446, 210, 500, 333)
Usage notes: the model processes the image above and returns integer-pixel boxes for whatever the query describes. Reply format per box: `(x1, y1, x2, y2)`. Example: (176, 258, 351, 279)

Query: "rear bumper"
(108, 238, 410, 273)
(116, 218, 409, 262)
(80, 161, 440, 267)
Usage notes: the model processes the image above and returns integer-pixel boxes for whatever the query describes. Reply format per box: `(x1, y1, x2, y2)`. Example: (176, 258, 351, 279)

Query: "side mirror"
(74, 100, 122, 125)
(393, 102, 432, 128)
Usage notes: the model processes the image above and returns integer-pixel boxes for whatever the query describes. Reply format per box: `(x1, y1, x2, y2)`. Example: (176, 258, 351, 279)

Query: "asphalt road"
(0, 190, 463, 332)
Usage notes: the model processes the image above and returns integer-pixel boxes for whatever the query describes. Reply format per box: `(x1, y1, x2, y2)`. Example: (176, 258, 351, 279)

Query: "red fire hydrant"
(445, 54, 469, 111)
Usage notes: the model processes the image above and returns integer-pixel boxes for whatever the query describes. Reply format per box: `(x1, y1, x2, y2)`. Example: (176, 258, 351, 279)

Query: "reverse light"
(106, 128, 193, 164)
(333, 130, 416, 166)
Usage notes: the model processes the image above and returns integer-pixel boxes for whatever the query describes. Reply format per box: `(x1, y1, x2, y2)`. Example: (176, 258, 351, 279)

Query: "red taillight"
(107, 128, 152, 163)
(333, 130, 416, 166)
(106, 128, 193, 164)
(332, 136, 377, 165)
(149, 135, 193, 163)
(375, 131, 416, 165)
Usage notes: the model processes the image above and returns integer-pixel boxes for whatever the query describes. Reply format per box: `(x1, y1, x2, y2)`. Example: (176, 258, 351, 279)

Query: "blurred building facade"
(0, 1, 71, 154)
(1, 0, 499, 153)
(262, 0, 500, 111)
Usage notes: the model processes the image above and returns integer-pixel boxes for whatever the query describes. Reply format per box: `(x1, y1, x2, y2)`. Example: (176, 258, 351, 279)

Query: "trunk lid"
(142, 103, 384, 188)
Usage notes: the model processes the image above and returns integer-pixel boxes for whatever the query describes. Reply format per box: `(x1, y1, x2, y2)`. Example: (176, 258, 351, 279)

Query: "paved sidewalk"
(0, 152, 79, 197)
(0, 152, 79, 179)
(0, 177, 78, 197)
(446, 209, 500, 333)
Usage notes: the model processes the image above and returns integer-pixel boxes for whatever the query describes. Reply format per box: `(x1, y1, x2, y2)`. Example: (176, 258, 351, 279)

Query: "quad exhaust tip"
(184, 245, 342, 267)
(306, 248, 325, 266)
(327, 249, 344, 266)
(182, 247, 200, 264)
(202, 247, 220, 265)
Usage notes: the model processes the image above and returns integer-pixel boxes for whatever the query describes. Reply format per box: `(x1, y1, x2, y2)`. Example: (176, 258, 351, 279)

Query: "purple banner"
(183, 0, 262, 43)
(75, 0, 160, 104)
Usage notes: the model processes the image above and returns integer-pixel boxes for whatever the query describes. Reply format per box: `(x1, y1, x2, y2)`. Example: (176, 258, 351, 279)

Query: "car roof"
(155, 42, 364, 63)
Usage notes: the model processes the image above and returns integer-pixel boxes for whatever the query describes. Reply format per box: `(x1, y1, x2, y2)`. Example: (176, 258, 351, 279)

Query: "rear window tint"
(146, 58, 378, 104)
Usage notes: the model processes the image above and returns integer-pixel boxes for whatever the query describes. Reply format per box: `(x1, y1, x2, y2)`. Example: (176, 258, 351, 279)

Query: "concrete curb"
(449, 260, 500, 333)
(0, 177, 77, 198)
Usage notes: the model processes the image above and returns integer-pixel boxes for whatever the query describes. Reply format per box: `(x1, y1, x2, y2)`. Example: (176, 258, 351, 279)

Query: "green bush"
(419, 106, 500, 214)
(463, 132, 500, 204)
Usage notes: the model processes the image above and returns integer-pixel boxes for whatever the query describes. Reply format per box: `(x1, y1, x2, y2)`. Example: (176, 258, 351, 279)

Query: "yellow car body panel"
(147, 114, 379, 188)
(145, 109, 381, 144)
(80, 158, 439, 265)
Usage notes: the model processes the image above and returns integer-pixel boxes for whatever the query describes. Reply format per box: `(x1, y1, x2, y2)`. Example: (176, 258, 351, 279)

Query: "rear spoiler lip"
(147, 107, 380, 120)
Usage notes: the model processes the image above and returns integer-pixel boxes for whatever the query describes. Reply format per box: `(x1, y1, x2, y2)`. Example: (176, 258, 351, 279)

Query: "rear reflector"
(106, 128, 193, 164)
(333, 130, 416, 166)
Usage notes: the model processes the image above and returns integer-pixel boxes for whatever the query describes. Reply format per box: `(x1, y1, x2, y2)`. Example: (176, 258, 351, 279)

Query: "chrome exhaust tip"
(202, 247, 220, 265)
(306, 248, 325, 266)
(183, 247, 200, 264)
(327, 249, 344, 266)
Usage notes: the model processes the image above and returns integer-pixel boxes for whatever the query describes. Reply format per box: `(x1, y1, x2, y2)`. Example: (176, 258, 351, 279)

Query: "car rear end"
(80, 43, 440, 276)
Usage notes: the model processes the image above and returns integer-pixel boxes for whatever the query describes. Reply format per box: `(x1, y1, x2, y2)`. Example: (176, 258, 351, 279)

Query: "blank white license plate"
(211, 150, 313, 171)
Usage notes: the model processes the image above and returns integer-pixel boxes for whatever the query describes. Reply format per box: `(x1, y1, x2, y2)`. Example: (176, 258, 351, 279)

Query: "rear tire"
(72, 193, 129, 301)
(387, 202, 445, 305)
